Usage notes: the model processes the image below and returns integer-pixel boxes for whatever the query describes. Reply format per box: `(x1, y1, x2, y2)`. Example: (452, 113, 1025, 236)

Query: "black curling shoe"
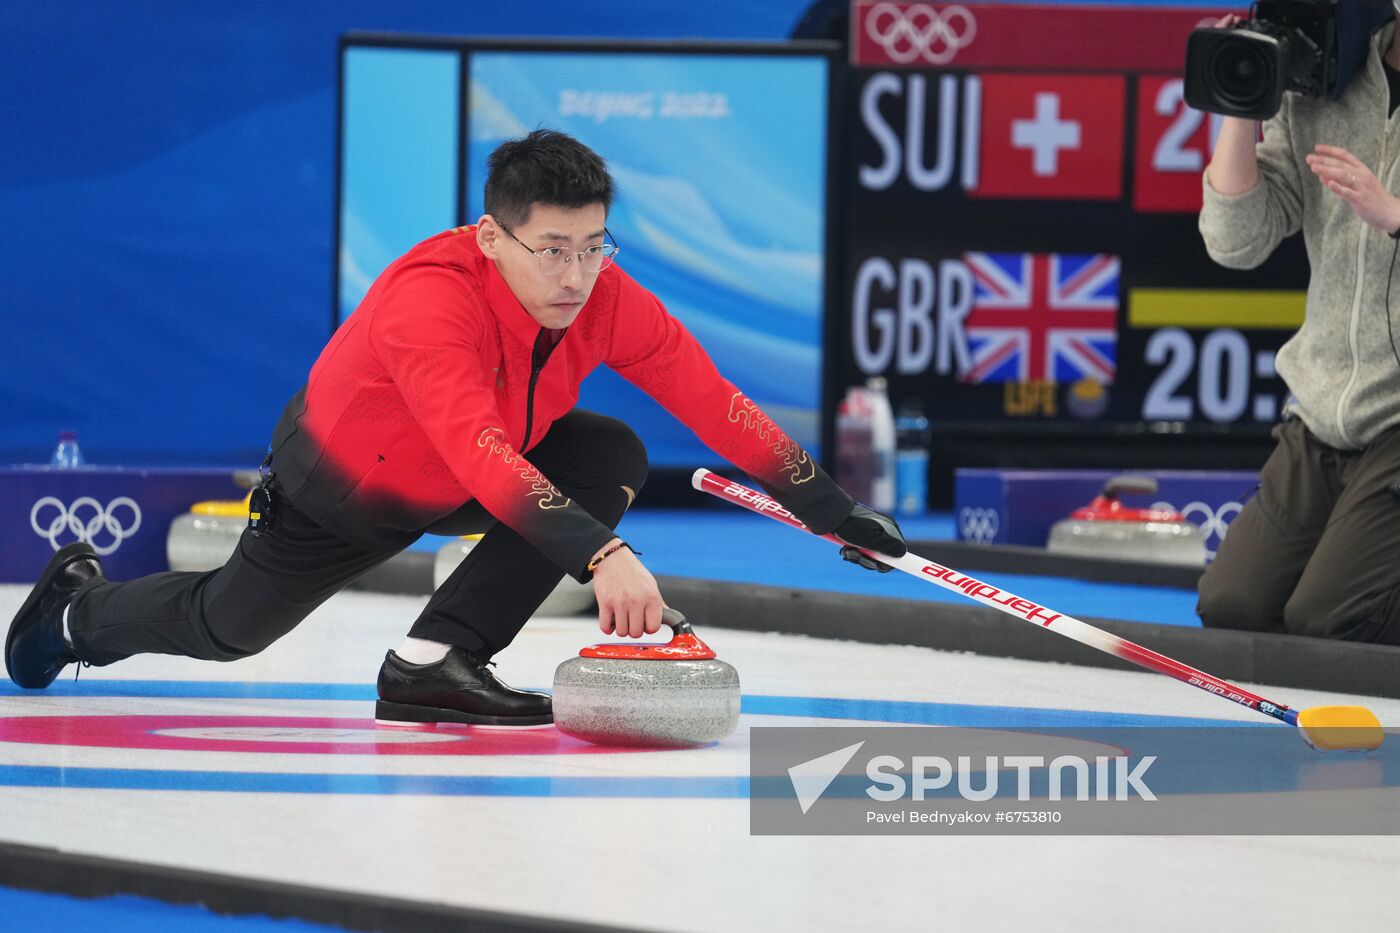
(6, 542, 102, 689)
(375, 647, 553, 726)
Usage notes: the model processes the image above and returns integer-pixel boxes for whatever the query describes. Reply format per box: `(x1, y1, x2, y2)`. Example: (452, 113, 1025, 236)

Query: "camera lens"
(1222, 54, 1258, 85)
(1209, 39, 1274, 108)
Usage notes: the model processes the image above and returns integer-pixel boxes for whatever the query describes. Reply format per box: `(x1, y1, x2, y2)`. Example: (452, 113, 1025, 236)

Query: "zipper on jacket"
(1338, 216, 1367, 449)
(1335, 89, 1393, 448)
(519, 328, 558, 451)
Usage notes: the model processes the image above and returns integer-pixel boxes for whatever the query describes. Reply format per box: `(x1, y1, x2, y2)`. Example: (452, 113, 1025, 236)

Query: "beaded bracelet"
(586, 541, 641, 573)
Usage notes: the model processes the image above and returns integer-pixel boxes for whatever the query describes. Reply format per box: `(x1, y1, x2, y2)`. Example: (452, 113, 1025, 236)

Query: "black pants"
(1197, 419, 1400, 644)
(68, 410, 647, 665)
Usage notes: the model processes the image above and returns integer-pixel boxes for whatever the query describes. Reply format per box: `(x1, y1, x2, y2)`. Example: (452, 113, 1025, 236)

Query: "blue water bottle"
(894, 406, 929, 515)
(51, 430, 85, 468)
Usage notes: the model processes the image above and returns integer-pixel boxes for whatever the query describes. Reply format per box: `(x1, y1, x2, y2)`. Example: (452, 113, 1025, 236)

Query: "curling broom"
(692, 469, 1384, 751)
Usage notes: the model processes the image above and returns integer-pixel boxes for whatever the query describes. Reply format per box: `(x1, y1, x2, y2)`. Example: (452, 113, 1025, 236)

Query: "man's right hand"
(835, 503, 906, 573)
(590, 538, 665, 639)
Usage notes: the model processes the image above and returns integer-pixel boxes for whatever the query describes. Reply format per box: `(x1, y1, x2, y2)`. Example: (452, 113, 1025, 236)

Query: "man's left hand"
(1307, 145, 1400, 235)
(835, 503, 906, 573)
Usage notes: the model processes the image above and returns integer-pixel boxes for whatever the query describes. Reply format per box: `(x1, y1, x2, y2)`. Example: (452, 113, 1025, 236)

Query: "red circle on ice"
(0, 715, 645, 756)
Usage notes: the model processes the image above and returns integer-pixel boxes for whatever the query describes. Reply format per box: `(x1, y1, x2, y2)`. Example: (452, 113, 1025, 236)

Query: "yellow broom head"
(1297, 706, 1385, 751)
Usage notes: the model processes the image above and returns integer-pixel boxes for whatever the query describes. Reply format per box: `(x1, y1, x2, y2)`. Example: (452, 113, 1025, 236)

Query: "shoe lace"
(72, 660, 90, 682)
(463, 653, 498, 676)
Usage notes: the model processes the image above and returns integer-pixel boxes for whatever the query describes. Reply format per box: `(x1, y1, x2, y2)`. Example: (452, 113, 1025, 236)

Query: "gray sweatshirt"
(1199, 23, 1400, 450)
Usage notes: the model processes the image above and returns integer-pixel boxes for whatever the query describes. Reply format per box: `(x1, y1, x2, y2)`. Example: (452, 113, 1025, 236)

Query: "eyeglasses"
(502, 226, 620, 276)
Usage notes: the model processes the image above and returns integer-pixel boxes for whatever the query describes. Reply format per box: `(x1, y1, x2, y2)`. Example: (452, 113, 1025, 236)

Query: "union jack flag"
(960, 252, 1119, 385)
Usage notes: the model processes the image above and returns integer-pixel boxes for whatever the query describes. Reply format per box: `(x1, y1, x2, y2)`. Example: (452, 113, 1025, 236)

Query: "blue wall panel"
(0, 0, 817, 465)
(339, 47, 460, 319)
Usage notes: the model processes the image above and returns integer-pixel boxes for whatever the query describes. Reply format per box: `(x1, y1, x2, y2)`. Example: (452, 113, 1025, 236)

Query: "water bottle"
(895, 404, 930, 515)
(835, 387, 875, 504)
(50, 430, 85, 468)
(865, 377, 896, 513)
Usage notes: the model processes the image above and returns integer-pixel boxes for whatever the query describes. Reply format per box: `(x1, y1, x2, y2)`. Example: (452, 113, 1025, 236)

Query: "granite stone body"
(1047, 518, 1207, 566)
(552, 655, 741, 747)
(166, 512, 244, 572)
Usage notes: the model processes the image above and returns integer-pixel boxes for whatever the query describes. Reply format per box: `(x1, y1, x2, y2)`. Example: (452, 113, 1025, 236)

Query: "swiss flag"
(975, 74, 1126, 200)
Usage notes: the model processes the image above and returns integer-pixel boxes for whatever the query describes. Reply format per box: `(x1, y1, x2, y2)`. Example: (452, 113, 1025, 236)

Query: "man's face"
(477, 202, 608, 329)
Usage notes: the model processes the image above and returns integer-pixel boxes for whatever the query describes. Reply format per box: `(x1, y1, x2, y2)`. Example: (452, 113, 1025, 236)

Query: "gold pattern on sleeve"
(726, 393, 816, 485)
(476, 428, 573, 510)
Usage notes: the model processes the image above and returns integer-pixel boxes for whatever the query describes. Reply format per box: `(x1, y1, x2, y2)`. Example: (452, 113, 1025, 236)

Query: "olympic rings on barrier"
(958, 507, 1000, 545)
(864, 3, 978, 66)
(1154, 499, 1242, 558)
(30, 496, 143, 555)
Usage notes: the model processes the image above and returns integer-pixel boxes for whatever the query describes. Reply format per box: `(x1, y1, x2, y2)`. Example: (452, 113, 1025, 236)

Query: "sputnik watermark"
(750, 726, 1398, 835)
(764, 729, 1157, 834)
(864, 753, 1157, 802)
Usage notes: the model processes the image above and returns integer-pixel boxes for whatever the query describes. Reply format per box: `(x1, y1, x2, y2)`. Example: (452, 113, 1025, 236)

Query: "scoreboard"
(837, 1, 1305, 439)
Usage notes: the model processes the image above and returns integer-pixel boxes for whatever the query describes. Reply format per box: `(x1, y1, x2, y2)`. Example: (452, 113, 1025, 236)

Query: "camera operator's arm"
(1199, 103, 1305, 270)
(1201, 15, 1258, 197)
(1198, 14, 1304, 269)
(1205, 117, 1260, 196)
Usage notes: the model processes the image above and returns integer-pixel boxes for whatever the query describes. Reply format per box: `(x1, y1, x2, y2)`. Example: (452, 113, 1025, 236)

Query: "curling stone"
(1046, 475, 1207, 566)
(166, 497, 250, 571)
(552, 608, 740, 748)
(435, 535, 595, 616)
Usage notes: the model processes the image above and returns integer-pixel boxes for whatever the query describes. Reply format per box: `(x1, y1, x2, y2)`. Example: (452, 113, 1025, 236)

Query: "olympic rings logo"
(30, 496, 143, 555)
(864, 3, 978, 66)
(958, 507, 1000, 545)
(1153, 500, 1242, 558)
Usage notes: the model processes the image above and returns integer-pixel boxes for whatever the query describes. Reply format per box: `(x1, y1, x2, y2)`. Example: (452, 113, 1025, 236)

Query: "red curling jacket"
(269, 226, 852, 578)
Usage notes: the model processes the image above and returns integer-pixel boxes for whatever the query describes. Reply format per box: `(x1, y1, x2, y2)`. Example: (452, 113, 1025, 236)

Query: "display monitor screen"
(338, 40, 832, 465)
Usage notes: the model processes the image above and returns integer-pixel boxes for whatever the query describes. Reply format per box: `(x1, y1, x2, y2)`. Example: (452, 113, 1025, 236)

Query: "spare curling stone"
(1046, 475, 1207, 566)
(435, 535, 595, 615)
(166, 497, 250, 571)
(552, 608, 740, 748)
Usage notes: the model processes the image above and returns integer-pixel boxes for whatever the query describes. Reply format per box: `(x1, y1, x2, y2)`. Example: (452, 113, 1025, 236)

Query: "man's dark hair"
(484, 129, 614, 230)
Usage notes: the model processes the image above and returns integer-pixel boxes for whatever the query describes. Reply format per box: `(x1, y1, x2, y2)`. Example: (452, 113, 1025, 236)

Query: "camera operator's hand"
(1307, 145, 1400, 236)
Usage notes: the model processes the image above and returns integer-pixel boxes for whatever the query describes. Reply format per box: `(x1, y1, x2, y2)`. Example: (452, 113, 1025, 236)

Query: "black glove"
(835, 503, 906, 573)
